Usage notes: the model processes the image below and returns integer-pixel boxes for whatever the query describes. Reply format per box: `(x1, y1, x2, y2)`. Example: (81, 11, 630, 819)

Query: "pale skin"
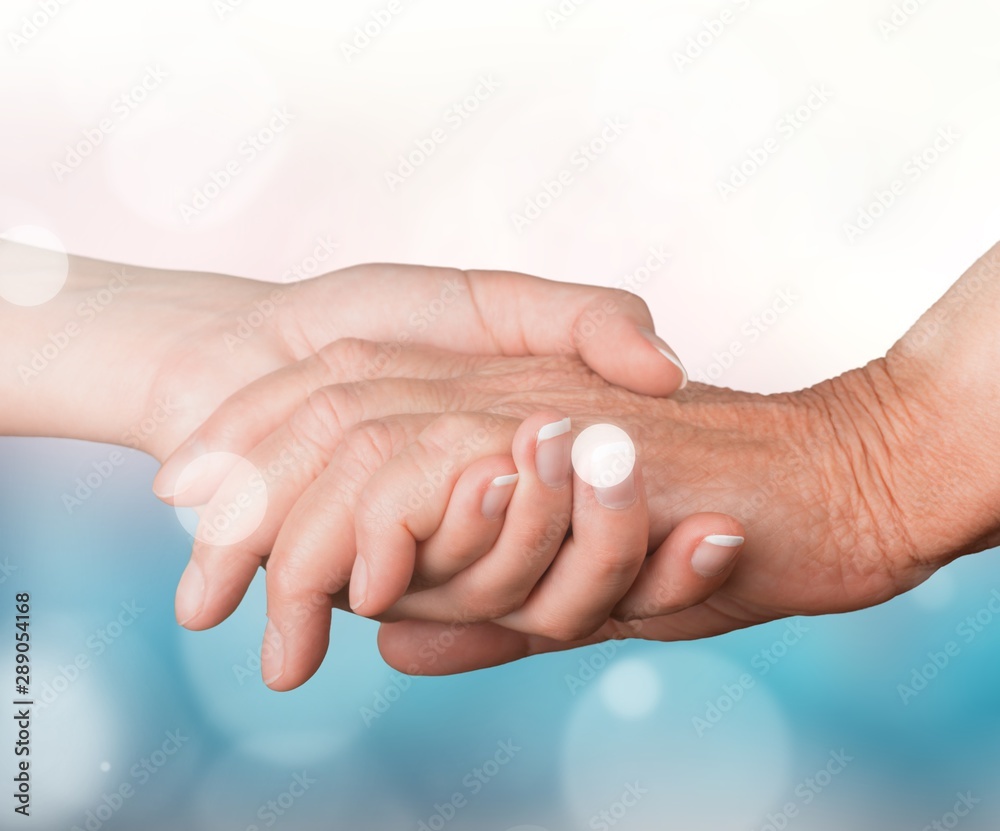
(0, 243, 685, 453)
(156, 242, 1000, 682)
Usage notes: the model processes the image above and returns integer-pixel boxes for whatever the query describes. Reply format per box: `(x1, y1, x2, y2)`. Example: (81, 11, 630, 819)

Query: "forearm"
(0, 242, 256, 454)
(884, 241, 1000, 562)
(2, 246, 146, 442)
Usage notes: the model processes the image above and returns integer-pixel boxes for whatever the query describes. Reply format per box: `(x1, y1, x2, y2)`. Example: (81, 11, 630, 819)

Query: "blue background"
(2, 434, 999, 830)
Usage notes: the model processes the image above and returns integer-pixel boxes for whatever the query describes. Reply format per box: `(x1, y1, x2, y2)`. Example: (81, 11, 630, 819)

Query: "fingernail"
(350, 556, 369, 613)
(535, 418, 572, 488)
(571, 423, 637, 509)
(482, 473, 518, 520)
(691, 534, 744, 577)
(176, 560, 205, 626)
(262, 618, 285, 686)
(638, 328, 688, 389)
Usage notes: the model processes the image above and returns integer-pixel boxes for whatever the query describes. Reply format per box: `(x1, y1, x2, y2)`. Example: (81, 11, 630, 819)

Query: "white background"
(3, 0, 999, 395)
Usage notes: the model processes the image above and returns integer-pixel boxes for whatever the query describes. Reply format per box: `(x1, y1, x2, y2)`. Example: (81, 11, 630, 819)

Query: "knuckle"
(203, 391, 271, 449)
(614, 594, 678, 622)
(588, 542, 644, 584)
(330, 421, 400, 502)
(460, 590, 518, 623)
(623, 290, 652, 319)
(531, 610, 594, 643)
(343, 421, 396, 471)
(266, 570, 330, 631)
(411, 551, 471, 590)
(511, 513, 570, 568)
(286, 387, 347, 455)
(317, 338, 382, 380)
(268, 535, 345, 598)
(417, 412, 474, 453)
(357, 487, 403, 538)
(601, 285, 650, 319)
(266, 557, 309, 603)
(270, 529, 353, 600)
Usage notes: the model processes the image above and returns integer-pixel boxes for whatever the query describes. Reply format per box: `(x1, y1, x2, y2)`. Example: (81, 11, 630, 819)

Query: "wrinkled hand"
(378, 239, 1000, 675)
(369, 361, 947, 674)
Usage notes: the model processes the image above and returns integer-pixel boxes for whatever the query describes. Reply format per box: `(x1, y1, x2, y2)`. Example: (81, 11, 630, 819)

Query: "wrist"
(2, 246, 258, 457)
(814, 355, 1000, 580)
(884, 243, 1000, 564)
(805, 243, 1000, 575)
(2, 250, 145, 443)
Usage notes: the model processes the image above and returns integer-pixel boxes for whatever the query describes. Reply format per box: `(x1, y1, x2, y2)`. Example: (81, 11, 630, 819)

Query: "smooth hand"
(0, 244, 686, 460)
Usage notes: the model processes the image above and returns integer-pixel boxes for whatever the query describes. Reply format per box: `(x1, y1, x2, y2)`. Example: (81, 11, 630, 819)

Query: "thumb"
(466, 268, 687, 396)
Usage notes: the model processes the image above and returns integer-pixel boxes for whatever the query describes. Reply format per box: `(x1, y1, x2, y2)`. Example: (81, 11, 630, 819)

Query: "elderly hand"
(377, 241, 1000, 674)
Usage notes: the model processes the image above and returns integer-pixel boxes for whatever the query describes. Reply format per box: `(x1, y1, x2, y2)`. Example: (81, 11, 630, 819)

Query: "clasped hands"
(119, 255, 989, 691)
(150, 263, 746, 691)
(5, 241, 997, 690)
